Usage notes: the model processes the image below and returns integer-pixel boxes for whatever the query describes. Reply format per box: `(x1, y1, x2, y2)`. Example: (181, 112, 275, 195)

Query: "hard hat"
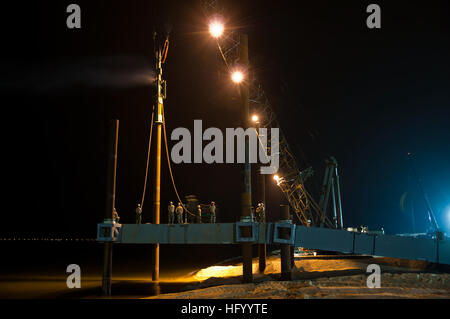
(178, 202, 181, 205)
(138, 204, 141, 207)
(170, 201, 173, 204)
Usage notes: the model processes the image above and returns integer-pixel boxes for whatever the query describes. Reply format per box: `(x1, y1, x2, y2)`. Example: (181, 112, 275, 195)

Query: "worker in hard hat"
(168, 201, 175, 224)
(256, 203, 265, 222)
(111, 208, 120, 238)
(196, 204, 202, 223)
(176, 202, 184, 224)
(209, 201, 216, 223)
(255, 203, 261, 222)
(136, 204, 142, 224)
(113, 208, 120, 224)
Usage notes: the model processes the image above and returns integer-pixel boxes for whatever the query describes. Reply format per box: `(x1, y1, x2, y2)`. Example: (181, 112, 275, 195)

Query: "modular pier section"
(97, 222, 450, 265)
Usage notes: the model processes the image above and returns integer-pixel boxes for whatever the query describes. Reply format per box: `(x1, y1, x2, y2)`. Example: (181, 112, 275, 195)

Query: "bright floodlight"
(209, 21, 224, 38)
(231, 70, 244, 83)
(273, 174, 283, 186)
(445, 204, 450, 229)
(251, 115, 259, 123)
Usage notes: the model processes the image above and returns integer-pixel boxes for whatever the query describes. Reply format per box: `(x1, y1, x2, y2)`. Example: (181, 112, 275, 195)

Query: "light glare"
(445, 204, 450, 229)
(231, 71, 244, 83)
(209, 21, 224, 38)
(194, 265, 241, 280)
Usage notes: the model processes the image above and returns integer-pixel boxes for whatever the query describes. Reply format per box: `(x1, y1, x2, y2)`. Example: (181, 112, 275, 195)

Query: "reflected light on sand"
(193, 265, 242, 281)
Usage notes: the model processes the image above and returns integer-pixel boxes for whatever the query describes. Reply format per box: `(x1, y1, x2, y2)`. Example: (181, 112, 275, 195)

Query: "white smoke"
(2, 55, 155, 93)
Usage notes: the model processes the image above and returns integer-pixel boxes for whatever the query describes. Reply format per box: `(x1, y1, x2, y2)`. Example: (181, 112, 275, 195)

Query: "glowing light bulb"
(231, 71, 244, 83)
(209, 21, 224, 38)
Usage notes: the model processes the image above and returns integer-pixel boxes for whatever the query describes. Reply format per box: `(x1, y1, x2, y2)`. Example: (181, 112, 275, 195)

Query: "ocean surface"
(0, 240, 263, 298)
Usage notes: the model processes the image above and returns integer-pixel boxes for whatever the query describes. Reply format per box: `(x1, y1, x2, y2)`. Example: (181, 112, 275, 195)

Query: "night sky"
(1, 0, 449, 240)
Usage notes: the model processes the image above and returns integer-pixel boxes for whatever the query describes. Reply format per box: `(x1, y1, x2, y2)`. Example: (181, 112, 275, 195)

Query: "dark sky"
(1, 0, 449, 237)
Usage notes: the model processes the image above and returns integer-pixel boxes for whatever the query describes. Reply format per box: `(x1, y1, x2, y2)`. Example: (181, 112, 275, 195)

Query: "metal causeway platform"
(97, 222, 450, 265)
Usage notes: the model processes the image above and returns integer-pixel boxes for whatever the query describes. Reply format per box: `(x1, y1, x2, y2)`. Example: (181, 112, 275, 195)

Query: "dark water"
(0, 241, 252, 298)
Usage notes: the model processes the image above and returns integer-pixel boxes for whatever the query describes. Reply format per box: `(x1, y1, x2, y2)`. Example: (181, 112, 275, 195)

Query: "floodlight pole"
(255, 120, 266, 272)
(239, 34, 253, 283)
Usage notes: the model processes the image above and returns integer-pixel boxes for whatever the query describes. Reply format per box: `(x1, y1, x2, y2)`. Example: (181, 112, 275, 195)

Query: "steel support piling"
(280, 205, 292, 281)
(102, 119, 119, 296)
(102, 242, 113, 295)
(258, 171, 266, 272)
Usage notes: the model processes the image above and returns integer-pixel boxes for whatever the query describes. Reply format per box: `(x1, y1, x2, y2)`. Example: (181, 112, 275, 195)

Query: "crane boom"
(407, 153, 439, 231)
(202, 1, 338, 228)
